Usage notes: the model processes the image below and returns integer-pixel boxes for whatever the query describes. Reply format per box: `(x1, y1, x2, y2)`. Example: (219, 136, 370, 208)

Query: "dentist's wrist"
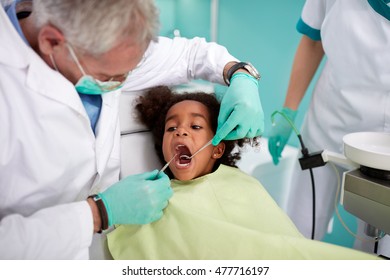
(87, 195, 109, 233)
(223, 61, 260, 86)
(223, 61, 238, 84)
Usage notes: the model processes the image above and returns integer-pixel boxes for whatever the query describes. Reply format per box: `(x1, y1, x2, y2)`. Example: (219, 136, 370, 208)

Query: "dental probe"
(181, 139, 213, 160)
(156, 153, 177, 178)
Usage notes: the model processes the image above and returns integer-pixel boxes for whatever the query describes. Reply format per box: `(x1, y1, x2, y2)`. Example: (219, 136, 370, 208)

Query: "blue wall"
(156, 0, 211, 40)
(155, 0, 318, 148)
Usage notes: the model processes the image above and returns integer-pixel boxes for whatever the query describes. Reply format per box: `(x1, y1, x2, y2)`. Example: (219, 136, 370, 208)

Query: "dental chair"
(119, 90, 162, 178)
(90, 87, 300, 259)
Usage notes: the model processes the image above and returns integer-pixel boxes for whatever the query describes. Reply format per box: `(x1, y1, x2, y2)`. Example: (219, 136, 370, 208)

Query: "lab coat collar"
(25, 58, 89, 118)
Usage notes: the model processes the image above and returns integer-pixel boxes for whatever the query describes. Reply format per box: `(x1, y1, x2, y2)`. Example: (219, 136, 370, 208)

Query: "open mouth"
(175, 145, 192, 165)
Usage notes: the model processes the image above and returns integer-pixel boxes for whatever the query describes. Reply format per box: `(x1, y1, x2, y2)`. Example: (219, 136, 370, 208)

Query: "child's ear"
(212, 142, 225, 159)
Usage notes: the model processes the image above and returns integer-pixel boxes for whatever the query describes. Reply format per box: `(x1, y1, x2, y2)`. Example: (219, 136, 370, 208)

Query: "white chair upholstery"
(119, 91, 162, 178)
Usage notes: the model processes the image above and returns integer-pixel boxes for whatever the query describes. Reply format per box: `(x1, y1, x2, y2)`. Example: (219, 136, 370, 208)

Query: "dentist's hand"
(98, 170, 172, 226)
(212, 73, 264, 145)
(268, 107, 297, 165)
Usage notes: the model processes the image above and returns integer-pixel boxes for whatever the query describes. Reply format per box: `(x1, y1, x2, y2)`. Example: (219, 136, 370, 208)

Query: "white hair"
(32, 0, 159, 55)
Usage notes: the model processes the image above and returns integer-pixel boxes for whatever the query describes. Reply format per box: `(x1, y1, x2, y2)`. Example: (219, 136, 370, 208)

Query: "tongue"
(179, 155, 191, 164)
(177, 145, 192, 164)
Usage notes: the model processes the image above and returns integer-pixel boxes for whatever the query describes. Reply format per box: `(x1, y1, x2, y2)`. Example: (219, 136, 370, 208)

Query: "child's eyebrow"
(165, 112, 208, 123)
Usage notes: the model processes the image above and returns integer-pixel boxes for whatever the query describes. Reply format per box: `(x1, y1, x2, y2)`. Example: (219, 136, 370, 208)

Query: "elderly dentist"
(0, 0, 263, 259)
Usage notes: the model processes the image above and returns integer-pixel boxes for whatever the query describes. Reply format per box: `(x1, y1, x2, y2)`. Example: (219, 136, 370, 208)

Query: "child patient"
(107, 86, 379, 260)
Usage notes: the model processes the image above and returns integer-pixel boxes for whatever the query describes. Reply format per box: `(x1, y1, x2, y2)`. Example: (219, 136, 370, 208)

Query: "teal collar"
(368, 0, 390, 21)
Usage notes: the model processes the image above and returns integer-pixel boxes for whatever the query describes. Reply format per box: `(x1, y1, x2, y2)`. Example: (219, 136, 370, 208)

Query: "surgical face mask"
(67, 44, 128, 95)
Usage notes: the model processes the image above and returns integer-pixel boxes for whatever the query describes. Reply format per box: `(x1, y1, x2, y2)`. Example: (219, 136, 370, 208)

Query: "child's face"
(162, 100, 224, 180)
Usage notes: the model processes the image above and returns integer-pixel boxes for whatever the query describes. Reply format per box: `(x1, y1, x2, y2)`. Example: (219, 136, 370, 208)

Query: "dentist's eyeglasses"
(67, 43, 129, 92)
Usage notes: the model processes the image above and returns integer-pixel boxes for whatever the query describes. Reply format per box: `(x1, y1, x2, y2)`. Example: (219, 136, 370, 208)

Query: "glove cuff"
(225, 62, 260, 85)
(281, 107, 297, 121)
(230, 72, 259, 86)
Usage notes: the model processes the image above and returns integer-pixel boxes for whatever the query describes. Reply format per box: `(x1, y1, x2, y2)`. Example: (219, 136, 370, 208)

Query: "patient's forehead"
(166, 100, 211, 122)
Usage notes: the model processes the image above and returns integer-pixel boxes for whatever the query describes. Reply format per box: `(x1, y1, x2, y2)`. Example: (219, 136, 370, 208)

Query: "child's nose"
(175, 127, 188, 136)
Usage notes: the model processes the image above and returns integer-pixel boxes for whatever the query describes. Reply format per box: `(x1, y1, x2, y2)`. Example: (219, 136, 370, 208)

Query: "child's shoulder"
(218, 164, 262, 186)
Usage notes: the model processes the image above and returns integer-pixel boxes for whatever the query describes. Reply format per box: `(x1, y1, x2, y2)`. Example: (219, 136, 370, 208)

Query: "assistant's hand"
(268, 107, 297, 165)
(98, 170, 173, 226)
(212, 73, 264, 145)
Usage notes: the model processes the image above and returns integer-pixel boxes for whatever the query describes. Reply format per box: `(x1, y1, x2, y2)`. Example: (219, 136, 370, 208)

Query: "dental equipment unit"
(299, 132, 390, 238)
(272, 110, 390, 254)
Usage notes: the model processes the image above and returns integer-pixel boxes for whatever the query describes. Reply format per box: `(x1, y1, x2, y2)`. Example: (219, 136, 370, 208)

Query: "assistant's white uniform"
(286, 0, 390, 255)
(0, 7, 236, 259)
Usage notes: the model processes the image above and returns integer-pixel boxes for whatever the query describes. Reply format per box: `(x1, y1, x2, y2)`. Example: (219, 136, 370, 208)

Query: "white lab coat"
(0, 7, 236, 259)
(286, 0, 390, 255)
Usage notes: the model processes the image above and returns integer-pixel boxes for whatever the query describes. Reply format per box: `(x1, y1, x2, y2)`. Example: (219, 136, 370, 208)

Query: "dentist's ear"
(38, 24, 65, 55)
(212, 142, 225, 159)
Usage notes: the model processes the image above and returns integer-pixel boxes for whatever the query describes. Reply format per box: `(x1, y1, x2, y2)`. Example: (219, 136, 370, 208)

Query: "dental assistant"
(268, 0, 390, 255)
(0, 0, 263, 259)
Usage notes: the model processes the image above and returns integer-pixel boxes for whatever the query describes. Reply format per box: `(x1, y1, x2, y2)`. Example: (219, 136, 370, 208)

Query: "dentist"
(0, 0, 263, 259)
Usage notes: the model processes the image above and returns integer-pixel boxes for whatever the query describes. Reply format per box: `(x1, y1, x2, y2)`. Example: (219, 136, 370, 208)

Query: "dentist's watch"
(224, 62, 260, 86)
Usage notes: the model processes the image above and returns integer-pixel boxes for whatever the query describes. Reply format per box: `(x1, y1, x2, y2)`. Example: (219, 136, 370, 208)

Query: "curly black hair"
(135, 85, 257, 178)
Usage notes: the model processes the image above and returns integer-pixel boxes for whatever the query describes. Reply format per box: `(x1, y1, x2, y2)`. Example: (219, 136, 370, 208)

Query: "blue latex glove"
(268, 107, 297, 165)
(212, 73, 264, 145)
(98, 170, 173, 226)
